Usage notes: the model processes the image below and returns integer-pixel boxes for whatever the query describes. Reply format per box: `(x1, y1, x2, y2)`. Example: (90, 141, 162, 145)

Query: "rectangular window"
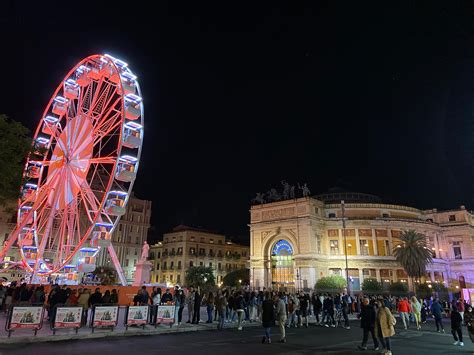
(199, 261, 203, 266)
(449, 215, 456, 221)
(177, 274, 181, 283)
(330, 240, 339, 255)
(178, 261, 182, 269)
(170, 261, 174, 269)
(360, 240, 369, 256)
(163, 262, 167, 270)
(453, 242, 462, 260)
(133, 259, 137, 266)
(189, 247, 195, 255)
(126, 259, 129, 267)
(317, 239, 322, 254)
(209, 262, 212, 268)
(189, 261, 193, 267)
(170, 274, 173, 281)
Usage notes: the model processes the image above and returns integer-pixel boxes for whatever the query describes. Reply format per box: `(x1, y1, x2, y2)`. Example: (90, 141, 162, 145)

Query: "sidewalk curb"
(0, 322, 261, 345)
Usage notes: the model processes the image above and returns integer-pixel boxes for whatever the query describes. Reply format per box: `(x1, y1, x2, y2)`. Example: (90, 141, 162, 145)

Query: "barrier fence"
(4, 303, 177, 336)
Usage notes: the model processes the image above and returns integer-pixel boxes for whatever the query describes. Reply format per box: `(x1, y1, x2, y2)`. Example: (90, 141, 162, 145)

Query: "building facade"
(249, 193, 474, 292)
(150, 225, 249, 286)
(96, 192, 152, 282)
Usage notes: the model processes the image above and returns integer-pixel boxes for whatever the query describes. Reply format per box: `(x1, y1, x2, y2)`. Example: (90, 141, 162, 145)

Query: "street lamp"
(341, 200, 350, 295)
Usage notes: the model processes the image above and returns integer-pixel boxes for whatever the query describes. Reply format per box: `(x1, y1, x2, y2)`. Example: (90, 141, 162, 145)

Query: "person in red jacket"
(397, 297, 411, 329)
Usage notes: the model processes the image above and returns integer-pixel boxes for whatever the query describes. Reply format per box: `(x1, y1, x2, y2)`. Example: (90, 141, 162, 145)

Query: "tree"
(92, 266, 117, 285)
(185, 266, 215, 290)
(393, 230, 432, 293)
(361, 278, 382, 294)
(415, 283, 432, 299)
(389, 281, 409, 295)
(223, 268, 249, 287)
(0, 115, 31, 205)
(315, 276, 346, 293)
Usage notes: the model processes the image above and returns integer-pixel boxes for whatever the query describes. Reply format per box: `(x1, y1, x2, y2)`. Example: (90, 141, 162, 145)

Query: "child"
(451, 306, 464, 347)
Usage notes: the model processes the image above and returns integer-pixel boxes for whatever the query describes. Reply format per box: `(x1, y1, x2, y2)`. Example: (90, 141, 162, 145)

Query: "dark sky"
(1, 2, 473, 244)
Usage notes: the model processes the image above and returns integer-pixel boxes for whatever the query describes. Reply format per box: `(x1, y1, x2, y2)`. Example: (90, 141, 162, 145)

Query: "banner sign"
(54, 307, 82, 328)
(126, 306, 149, 326)
(93, 306, 119, 327)
(156, 305, 175, 324)
(9, 306, 43, 329)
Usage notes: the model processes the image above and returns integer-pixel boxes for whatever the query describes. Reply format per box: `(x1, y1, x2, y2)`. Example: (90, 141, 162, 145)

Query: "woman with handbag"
(375, 300, 396, 355)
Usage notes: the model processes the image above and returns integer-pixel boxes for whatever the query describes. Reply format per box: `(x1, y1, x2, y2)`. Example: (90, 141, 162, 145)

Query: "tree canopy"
(315, 275, 346, 293)
(185, 266, 215, 290)
(92, 266, 117, 285)
(393, 230, 432, 291)
(361, 278, 382, 294)
(223, 268, 249, 287)
(388, 281, 409, 295)
(0, 115, 31, 205)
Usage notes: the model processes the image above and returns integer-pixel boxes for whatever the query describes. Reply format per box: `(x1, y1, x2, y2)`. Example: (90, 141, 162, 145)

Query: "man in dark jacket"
(357, 298, 379, 351)
(451, 306, 464, 346)
(323, 295, 335, 327)
(192, 291, 201, 324)
(312, 293, 322, 324)
(431, 298, 445, 332)
(261, 292, 274, 344)
(88, 288, 103, 308)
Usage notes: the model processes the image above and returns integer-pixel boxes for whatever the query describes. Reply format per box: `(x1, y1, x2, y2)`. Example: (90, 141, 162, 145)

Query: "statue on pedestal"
(140, 241, 150, 262)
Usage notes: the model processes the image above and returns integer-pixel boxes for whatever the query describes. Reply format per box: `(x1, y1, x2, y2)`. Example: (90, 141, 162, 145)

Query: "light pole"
(341, 200, 350, 295)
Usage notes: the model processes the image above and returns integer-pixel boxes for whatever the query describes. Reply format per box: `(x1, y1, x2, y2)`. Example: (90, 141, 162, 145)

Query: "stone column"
(430, 271, 435, 283)
(372, 230, 378, 256)
(359, 269, 364, 284)
(338, 229, 343, 255)
(355, 229, 361, 255)
(375, 269, 381, 283)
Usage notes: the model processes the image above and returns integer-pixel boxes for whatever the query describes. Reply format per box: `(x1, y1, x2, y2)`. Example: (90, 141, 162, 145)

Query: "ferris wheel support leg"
(107, 244, 127, 286)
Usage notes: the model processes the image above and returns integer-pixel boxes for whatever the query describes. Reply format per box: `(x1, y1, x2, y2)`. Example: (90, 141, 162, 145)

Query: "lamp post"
(342, 200, 350, 295)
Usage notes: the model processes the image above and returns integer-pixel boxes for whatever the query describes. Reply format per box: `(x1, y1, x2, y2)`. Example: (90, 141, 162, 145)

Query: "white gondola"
(120, 71, 137, 95)
(124, 94, 142, 120)
(76, 65, 91, 86)
(77, 247, 98, 273)
(123, 121, 142, 148)
(92, 222, 113, 247)
(21, 183, 37, 201)
(52, 96, 68, 116)
(22, 246, 38, 261)
(105, 191, 127, 216)
(26, 162, 42, 179)
(64, 79, 80, 100)
(115, 155, 137, 182)
(18, 205, 34, 225)
(42, 115, 59, 135)
(34, 137, 50, 156)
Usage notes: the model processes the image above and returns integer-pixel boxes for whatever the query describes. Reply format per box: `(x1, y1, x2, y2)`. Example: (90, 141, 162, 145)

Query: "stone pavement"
(0, 306, 258, 344)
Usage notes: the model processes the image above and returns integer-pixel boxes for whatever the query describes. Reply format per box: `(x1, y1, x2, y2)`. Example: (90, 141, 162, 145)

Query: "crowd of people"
(0, 282, 473, 352)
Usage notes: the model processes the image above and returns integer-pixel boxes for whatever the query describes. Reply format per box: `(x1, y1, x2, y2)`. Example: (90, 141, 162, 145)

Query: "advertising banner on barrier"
(9, 306, 43, 329)
(93, 306, 119, 327)
(156, 305, 175, 324)
(54, 307, 83, 328)
(126, 306, 149, 326)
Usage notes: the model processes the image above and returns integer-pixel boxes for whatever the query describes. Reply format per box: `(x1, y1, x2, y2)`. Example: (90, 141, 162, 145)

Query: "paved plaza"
(0, 314, 472, 354)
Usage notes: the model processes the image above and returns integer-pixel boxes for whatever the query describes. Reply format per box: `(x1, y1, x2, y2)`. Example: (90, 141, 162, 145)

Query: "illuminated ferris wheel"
(0, 54, 144, 285)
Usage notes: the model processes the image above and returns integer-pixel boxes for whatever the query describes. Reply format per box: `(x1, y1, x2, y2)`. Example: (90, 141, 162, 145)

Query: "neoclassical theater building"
(249, 192, 474, 292)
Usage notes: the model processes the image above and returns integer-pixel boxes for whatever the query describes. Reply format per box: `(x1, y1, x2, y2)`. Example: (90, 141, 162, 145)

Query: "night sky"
(1, 2, 472, 244)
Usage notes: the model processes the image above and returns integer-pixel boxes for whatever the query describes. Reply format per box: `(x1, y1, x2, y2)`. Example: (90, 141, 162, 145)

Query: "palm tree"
(393, 230, 432, 293)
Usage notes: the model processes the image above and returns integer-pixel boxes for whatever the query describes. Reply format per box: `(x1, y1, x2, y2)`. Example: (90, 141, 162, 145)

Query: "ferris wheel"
(0, 54, 144, 285)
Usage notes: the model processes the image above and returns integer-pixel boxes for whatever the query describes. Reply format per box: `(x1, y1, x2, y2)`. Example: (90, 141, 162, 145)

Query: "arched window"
(271, 240, 294, 291)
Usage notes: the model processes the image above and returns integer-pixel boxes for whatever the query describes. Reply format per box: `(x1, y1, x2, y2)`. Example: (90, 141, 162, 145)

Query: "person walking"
(464, 305, 474, 343)
(215, 290, 227, 330)
(397, 297, 411, 330)
(186, 287, 195, 323)
(235, 291, 245, 330)
(410, 296, 422, 330)
(451, 306, 464, 347)
(375, 300, 396, 355)
(206, 291, 215, 323)
(275, 293, 287, 343)
(323, 294, 335, 327)
(357, 298, 379, 351)
(311, 292, 322, 325)
(431, 298, 445, 333)
(261, 292, 274, 344)
(176, 289, 185, 325)
(192, 290, 201, 324)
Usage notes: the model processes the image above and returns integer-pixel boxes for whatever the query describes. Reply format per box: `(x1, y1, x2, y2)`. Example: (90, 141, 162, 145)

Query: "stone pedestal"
(133, 261, 153, 286)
